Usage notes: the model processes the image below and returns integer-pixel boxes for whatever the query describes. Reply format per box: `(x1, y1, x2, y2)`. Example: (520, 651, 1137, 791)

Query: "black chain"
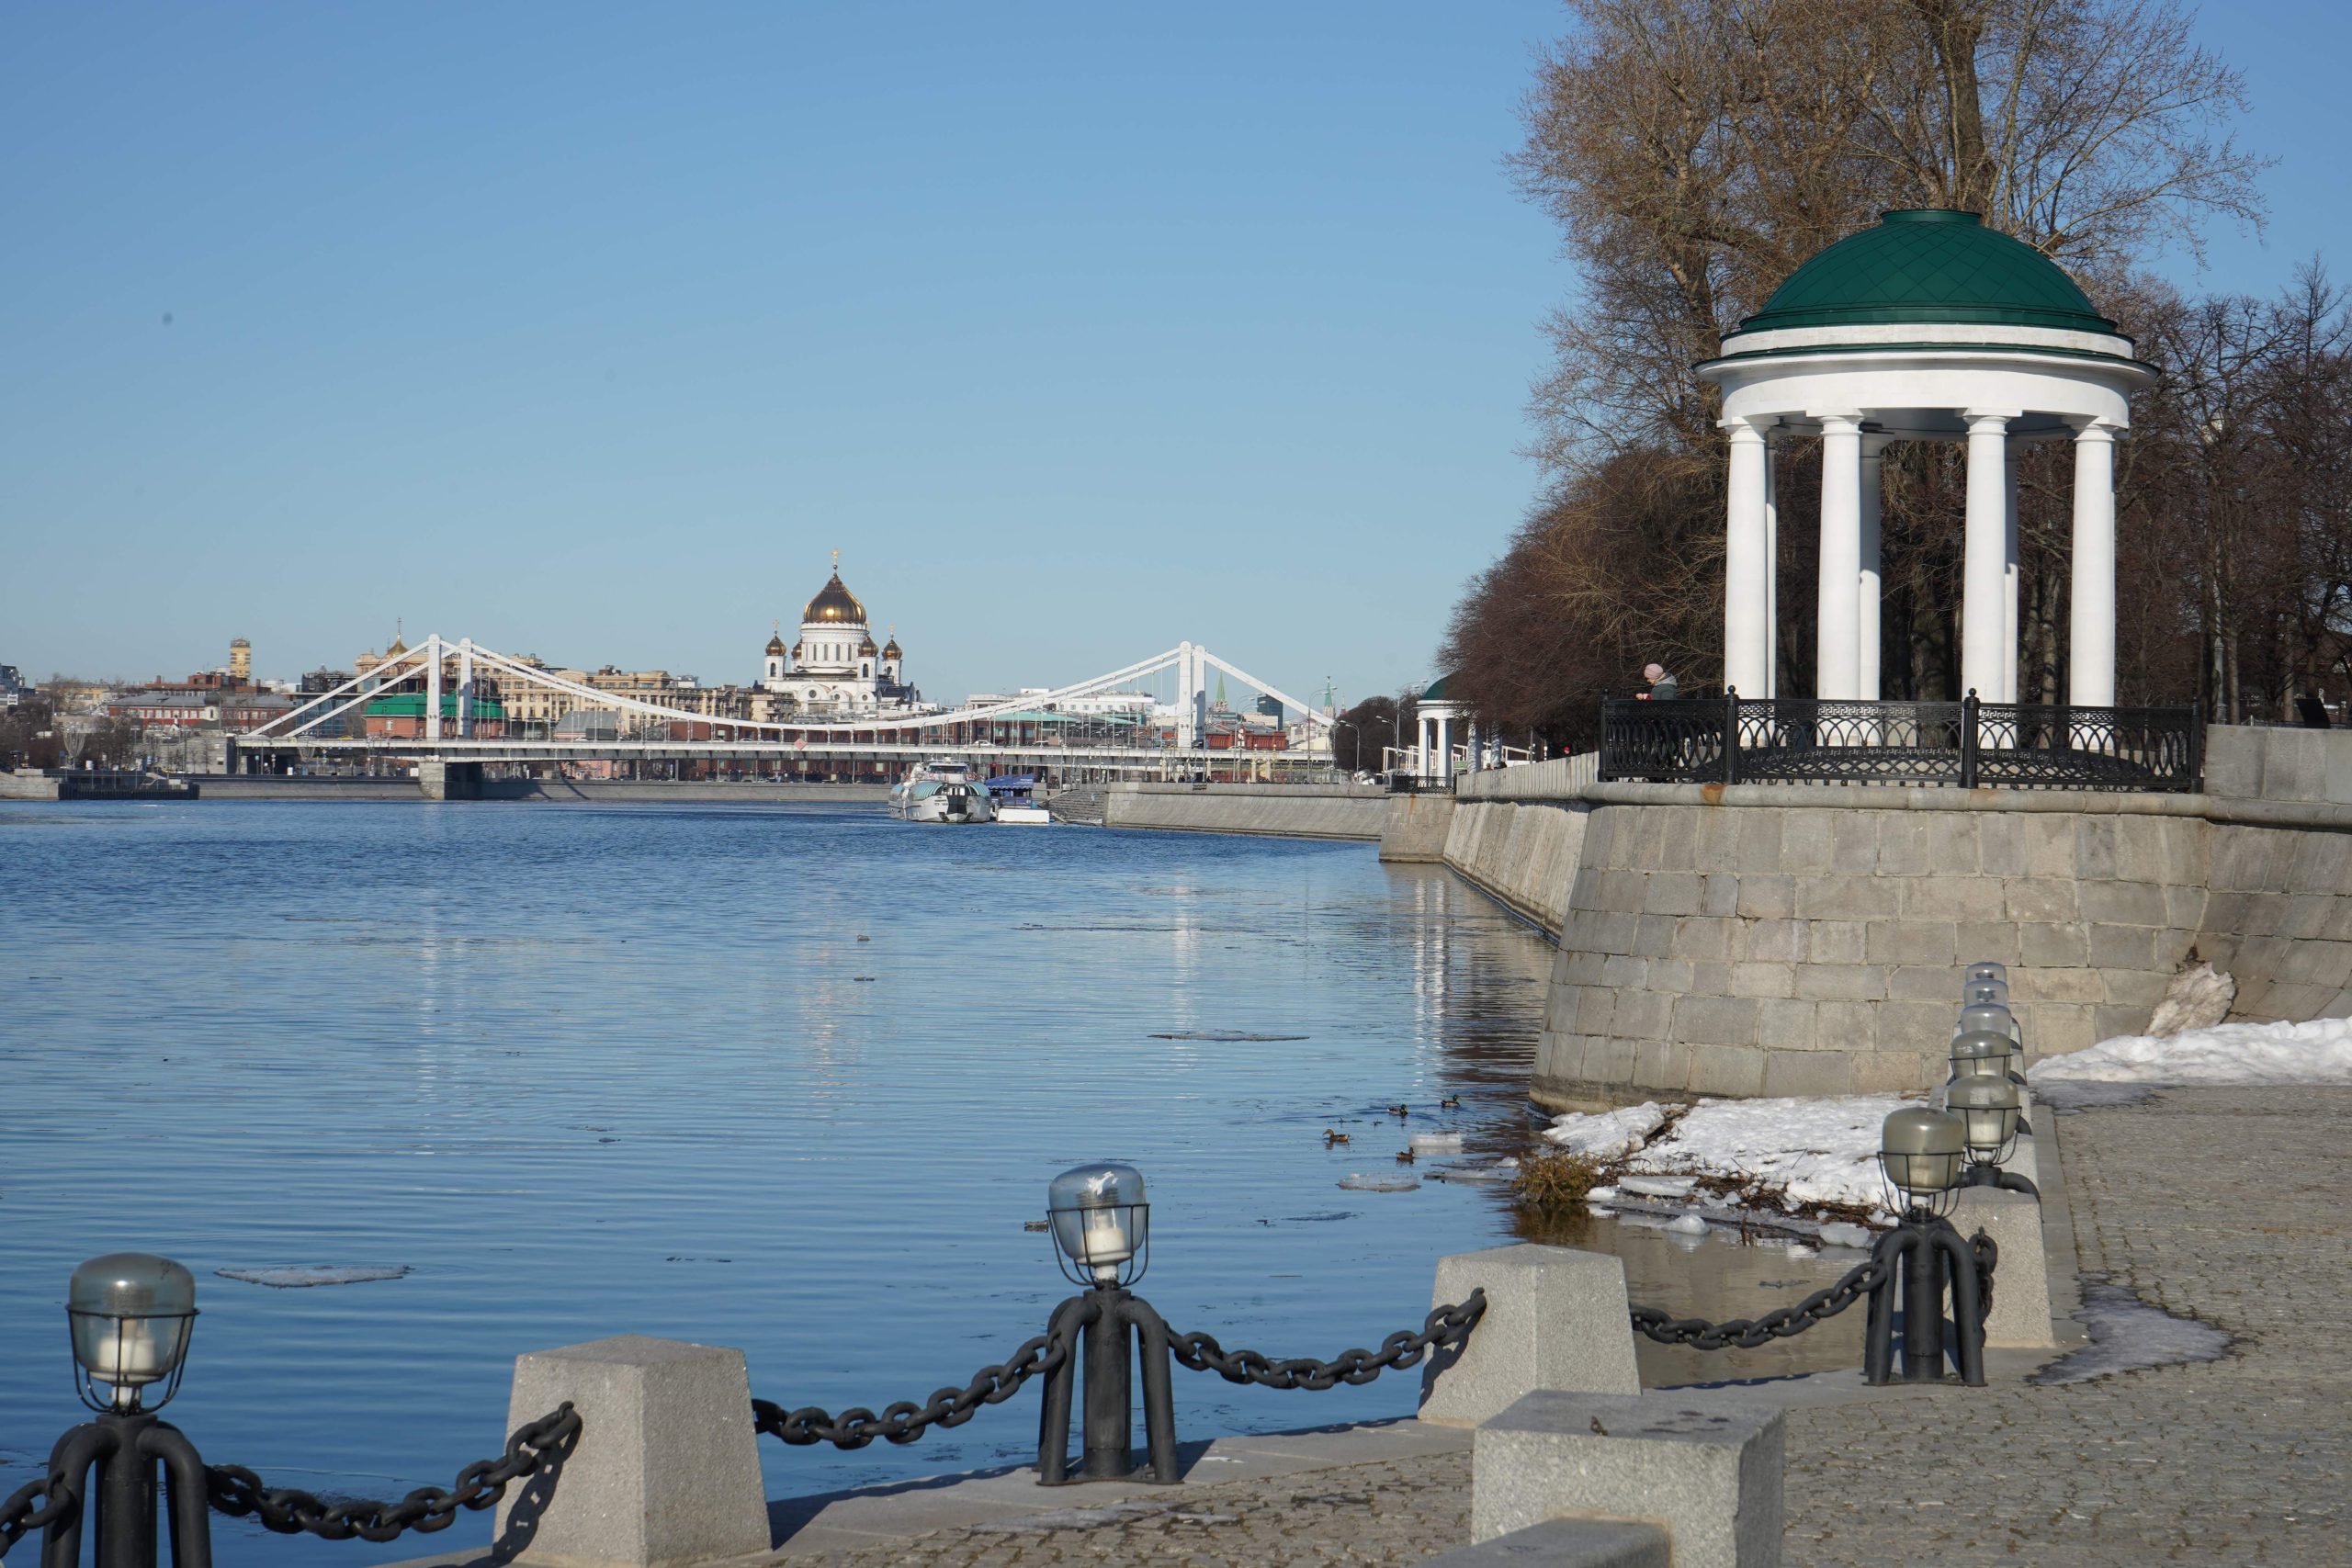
(753, 1327, 1070, 1450)
(1631, 1254, 1890, 1350)
(1167, 1290, 1487, 1391)
(1973, 1229, 1998, 1318)
(205, 1404, 580, 1543)
(1, 1477, 80, 1561)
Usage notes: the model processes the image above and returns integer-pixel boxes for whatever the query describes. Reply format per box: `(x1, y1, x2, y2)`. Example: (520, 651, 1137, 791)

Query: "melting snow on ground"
(1547, 1095, 1908, 1220)
(2030, 1015, 2352, 1087)
(2030, 1281, 2231, 1385)
(1541, 1101, 1665, 1160)
(216, 1266, 413, 1289)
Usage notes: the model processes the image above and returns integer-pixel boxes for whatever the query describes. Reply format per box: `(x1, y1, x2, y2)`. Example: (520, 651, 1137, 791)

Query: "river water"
(0, 801, 1858, 1563)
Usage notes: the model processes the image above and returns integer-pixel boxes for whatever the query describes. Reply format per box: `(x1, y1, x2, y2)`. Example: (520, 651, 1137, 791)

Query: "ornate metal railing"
(1600, 693, 2201, 793)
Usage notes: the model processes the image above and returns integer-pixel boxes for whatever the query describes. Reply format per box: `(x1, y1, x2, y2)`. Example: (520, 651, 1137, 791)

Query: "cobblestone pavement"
(1783, 1087, 2350, 1568)
(792, 1089, 2350, 1566)
(801, 1454, 1471, 1566)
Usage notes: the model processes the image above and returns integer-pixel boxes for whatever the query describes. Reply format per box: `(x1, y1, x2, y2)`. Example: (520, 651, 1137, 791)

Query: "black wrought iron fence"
(1600, 692, 2200, 792)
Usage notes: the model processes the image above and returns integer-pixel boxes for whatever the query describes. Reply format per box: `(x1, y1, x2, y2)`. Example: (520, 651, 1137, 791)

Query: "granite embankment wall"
(1377, 756, 1600, 934)
(1101, 782, 1389, 840)
(1351, 732, 2352, 1108)
(1532, 725, 2352, 1110)
(166, 775, 894, 804)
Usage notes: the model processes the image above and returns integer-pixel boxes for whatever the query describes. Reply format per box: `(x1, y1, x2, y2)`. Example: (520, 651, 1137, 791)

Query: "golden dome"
(882, 637, 902, 660)
(802, 571, 865, 625)
(765, 630, 787, 656)
(859, 635, 879, 656)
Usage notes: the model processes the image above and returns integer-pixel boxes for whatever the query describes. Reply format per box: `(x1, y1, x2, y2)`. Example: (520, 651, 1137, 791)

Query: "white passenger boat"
(891, 760, 997, 823)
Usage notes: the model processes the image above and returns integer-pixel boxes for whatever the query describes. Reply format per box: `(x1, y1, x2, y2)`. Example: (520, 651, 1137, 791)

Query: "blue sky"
(1, 2, 2340, 706)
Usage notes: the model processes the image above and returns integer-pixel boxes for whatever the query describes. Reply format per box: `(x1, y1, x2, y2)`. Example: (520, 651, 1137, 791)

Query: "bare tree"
(1453, 0, 2269, 724)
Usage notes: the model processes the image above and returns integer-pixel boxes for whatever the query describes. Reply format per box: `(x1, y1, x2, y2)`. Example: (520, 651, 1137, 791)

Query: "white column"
(1961, 412, 2018, 700)
(2002, 445, 2021, 703)
(2069, 420, 2120, 706)
(424, 636, 443, 743)
(1815, 413, 1865, 700)
(458, 637, 476, 739)
(1175, 642, 1196, 750)
(1720, 420, 1770, 697)
(1437, 716, 1453, 782)
(1859, 437, 1887, 700)
(1763, 434, 1780, 696)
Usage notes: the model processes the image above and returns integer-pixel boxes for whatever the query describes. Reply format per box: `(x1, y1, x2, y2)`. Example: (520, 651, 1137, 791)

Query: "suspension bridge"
(231, 635, 1342, 789)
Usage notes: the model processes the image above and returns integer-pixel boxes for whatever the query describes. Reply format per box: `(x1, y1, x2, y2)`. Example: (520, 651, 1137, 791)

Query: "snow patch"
(217, 1266, 412, 1289)
(2030, 1015, 2352, 1087)
(1623, 1095, 1910, 1216)
(2030, 1282, 2231, 1385)
(2145, 962, 2235, 1037)
(1337, 1173, 1419, 1192)
(1541, 1101, 1666, 1160)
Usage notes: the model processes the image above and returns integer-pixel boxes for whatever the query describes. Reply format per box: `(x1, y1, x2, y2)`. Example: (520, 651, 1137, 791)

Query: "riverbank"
(674, 1085, 2344, 1567)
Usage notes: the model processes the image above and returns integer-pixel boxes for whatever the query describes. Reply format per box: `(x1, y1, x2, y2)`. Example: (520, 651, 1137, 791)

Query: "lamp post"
(1035, 1164, 1181, 1485)
(40, 1255, 215, 1568)
(1863, 1111, 1988, 1385)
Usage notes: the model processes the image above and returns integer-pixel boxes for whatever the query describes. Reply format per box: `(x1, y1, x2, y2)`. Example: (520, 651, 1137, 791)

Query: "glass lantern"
(1954, 1001, 2021, 1047)
(1878, 1108, 1966, 1217)
(1046, 1163, 1150, 1288)
(1963, 961, 2008, 987)
(67, 1253, 198, 1412)
(1962, 978, 2010, 1010)
(1947, 1076, 2022, 1166)
(1949, 1031, 2015, 1083)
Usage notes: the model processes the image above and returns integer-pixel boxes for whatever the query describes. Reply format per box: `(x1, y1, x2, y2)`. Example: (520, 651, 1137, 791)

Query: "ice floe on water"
(1147, 1031, 1308, 1042)
(1336, 1173, 1419, 1192)
(2030, 1281, 2232, 1385)
(216, 1266, 412, 1289)
(2030, 1015, 2352, 1087)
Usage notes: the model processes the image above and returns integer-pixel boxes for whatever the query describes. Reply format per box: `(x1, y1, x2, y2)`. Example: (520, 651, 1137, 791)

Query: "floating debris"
(1408, 1132, 1464, 1156)
(1338, 1173, 1419, 1193)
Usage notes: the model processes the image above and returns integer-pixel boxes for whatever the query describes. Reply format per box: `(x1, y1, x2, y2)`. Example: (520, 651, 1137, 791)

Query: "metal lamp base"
(1035, 1287, 1182, 1486)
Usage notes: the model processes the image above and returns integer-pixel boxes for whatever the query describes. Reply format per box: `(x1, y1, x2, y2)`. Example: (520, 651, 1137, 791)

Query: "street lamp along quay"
(1860, 1109, 1989, 1385)
(41, 1254, 216, 1568)
(1036, 1163, 1182, 1485)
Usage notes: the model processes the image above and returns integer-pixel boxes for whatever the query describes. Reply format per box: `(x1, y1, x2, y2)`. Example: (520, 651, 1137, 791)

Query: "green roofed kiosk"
(1696, 210, 2154, 706)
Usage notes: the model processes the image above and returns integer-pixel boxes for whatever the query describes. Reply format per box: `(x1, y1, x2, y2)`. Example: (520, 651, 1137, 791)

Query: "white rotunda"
(1697, 209, 2155, 705)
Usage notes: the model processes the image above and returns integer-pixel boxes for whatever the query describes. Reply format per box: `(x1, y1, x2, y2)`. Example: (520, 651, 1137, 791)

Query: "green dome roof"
(1736, 210, 2116, 337)
(1421, 673, 1454, 702)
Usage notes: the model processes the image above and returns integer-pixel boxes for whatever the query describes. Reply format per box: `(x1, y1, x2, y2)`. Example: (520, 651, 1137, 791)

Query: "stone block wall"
(1439, 799, 1590, 934)
(1102, 782, 1389, 840)
(1533, 794, 2211, 1109)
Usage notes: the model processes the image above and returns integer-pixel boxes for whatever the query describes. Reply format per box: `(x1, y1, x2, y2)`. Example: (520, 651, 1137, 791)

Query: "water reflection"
(0, 803, 1853, 1567)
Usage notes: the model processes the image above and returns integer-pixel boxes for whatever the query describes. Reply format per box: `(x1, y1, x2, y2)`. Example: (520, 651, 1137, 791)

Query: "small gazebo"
(1416, 674, 1464, 782)
(1697, 210, 2155, 707)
